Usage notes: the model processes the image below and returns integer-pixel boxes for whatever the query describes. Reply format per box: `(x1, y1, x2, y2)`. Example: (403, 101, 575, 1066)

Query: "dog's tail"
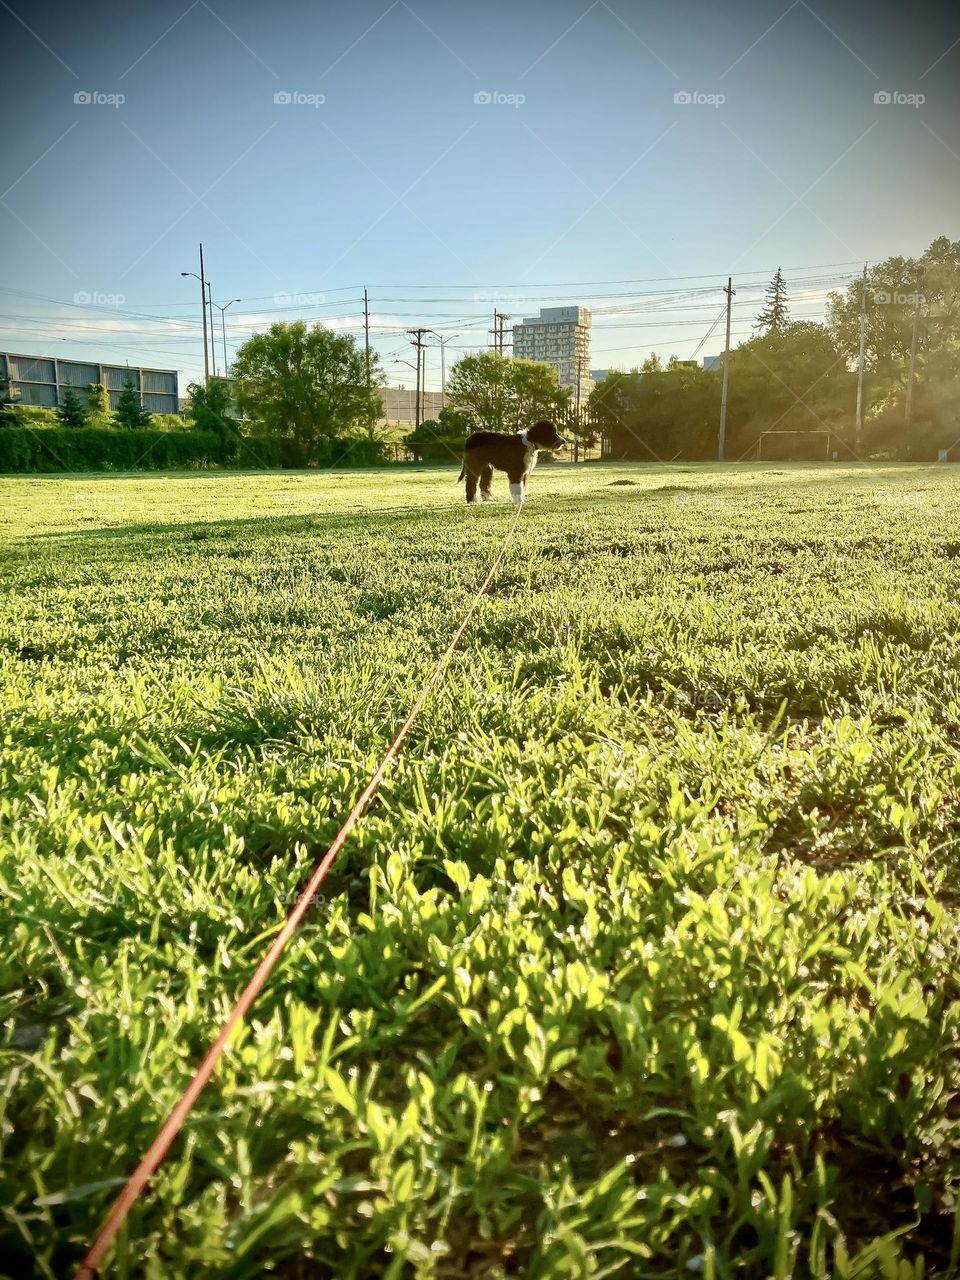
(456, 462, 465, 483)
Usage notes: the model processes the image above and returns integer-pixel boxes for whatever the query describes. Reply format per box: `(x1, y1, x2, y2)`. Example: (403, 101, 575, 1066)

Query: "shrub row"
(0, 427, 390, 474)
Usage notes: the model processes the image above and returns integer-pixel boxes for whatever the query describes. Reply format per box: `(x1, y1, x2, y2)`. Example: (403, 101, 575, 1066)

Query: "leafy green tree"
(86, 382, 111, 428)
(828, 237, 960, 389)
(187, 378, 239, 437)
(231, 322, 384, 453)
(725, 321, 848, 447)
(446, 352, 568, 432)
(114, 378, 152, 430)
(590, 363, 720, 460)
(756, 267, 789, 334)
(56, 388, 88, 428)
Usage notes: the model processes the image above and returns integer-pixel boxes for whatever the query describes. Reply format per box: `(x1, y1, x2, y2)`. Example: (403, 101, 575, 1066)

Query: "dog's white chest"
(523, 444, 538, 473)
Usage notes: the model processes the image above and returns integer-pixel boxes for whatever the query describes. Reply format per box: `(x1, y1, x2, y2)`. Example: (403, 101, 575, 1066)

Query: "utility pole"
(363, 287, 371, 392)
(904, 278, 923, 432)
(574, 351, 583, 463)
(855, 264, 867, 438)
(407, 328, 431, 428)
(496, 312, 510, 355)
(198, 243, 210, 384)
(718, 276, 735, 461)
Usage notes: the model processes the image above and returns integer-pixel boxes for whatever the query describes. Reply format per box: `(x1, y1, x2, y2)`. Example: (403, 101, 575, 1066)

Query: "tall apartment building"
(511, 306, 591, 398)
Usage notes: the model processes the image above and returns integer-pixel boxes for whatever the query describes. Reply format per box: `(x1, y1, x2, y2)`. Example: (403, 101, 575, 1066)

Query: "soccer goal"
(756, 429, 835, 461)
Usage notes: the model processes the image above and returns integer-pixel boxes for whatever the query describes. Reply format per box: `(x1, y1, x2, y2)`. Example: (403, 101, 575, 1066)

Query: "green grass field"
(3, 462, 960, 1278)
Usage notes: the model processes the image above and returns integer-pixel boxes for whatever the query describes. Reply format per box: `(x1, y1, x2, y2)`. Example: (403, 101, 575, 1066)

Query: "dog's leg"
(479, 465, 495, 502)
(508, 468, 524, 506)
(465, 470, 479, 504)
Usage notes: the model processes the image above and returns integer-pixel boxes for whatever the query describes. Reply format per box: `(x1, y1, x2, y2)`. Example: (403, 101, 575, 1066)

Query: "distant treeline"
(590, 236, 960, 462)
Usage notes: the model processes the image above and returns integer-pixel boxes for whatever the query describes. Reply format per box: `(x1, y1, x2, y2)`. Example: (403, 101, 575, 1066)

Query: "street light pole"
(214, 299, 241, 378)
(393, 359, 418, 426)
(206, 279, 217, 376)
(430, 333, 458, 411)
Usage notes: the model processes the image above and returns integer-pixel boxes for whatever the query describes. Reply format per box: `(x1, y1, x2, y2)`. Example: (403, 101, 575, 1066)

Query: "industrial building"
(379, 386, 444, 427)
(1, 352, 179, 415)
(511, 307, 591, 397)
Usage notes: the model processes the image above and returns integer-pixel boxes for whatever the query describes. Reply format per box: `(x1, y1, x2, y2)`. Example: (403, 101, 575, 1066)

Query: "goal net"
(756, 429, 835, 461)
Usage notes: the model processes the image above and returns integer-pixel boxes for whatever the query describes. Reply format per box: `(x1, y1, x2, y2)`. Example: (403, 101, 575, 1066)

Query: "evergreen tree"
(0, 372, 22, 427)
(56, 387, 88, 428)
(756, 267, 789, 334)
(114, 378, 151, 430)
(87, 382, 110, 427)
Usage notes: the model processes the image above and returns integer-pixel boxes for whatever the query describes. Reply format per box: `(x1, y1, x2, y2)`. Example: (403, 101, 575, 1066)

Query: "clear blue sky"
(2, 0, 958, 390)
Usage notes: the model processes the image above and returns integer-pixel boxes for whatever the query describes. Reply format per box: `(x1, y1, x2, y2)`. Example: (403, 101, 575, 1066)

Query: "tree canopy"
(187, 378, 239, 437)
(446, 352, 569, 432)
(232, 321, 384, 450)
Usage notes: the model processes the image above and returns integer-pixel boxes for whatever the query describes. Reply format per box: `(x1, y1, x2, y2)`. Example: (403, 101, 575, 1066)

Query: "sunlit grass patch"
(2, 462, 960, 1277)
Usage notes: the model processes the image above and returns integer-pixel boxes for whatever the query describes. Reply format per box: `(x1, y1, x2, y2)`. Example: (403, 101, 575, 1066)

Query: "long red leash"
(75, 504, 523, 1278)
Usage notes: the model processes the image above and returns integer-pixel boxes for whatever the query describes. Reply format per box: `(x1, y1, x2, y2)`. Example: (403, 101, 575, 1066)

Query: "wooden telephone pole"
(490, 312, 510, 354)
(363, 288, 371, 392)
(198, 243, 210, 384)
(904, 279, 923, 431)
(855, 265, 867, 438)
(718, 277, 735, 461)
(406, 328, 432, 427)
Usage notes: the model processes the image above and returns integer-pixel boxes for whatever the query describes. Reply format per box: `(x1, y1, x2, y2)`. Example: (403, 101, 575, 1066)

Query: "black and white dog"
(457, 420, 566, 505)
